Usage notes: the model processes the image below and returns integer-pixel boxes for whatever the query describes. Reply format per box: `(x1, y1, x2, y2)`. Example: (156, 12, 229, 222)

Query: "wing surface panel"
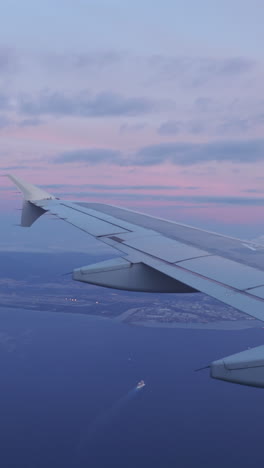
(35, 199, 133, 237)
(247, 286, 264, 299)
(116, 234, 209, 263)
(177, 256, 264, 290)
(35, 199, 213, 264)
(79, 202, 264, 271)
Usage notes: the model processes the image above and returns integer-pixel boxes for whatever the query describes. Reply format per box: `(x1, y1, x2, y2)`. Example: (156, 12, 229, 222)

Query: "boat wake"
(75, 384, 145, 462)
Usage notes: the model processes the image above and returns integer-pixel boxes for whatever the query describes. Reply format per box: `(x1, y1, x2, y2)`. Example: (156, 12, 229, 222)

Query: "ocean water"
(0, 307, 264, 468)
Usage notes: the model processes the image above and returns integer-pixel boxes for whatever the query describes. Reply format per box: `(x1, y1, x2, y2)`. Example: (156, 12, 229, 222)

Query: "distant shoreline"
(128, 319, 264, 330)
(1, 304, 262, 331)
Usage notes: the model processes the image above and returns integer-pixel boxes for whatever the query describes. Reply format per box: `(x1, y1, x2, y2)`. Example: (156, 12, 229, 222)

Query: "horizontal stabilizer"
(73, 257, 196, 293)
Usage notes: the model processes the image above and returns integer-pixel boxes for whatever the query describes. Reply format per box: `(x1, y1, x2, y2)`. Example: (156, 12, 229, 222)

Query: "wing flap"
(177, 255, 264, 290)
(247, 286, 264, 299)
(120, 234, 209, 263)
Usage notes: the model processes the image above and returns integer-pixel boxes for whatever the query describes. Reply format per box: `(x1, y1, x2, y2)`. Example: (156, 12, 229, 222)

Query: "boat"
(136, 380, 146, 390)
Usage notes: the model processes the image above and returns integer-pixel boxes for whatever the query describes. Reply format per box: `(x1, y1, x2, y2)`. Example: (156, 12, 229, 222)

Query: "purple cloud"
(19, 90, 159, 118)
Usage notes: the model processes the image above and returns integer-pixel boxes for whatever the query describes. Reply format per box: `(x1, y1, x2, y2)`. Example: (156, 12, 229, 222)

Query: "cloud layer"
(149, 55, 256, 87)
(135, 140, 264, 166)
(52, 139, 264, 167)
(54, 148, 121, 165)
(19, 90, 158, 118)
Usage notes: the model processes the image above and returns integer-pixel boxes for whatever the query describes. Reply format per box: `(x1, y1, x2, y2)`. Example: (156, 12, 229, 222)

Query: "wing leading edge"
(7, 175, 264, 388)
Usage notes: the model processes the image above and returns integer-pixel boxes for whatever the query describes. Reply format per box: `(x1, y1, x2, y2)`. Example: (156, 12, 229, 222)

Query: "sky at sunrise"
(1, 0, 264, 244)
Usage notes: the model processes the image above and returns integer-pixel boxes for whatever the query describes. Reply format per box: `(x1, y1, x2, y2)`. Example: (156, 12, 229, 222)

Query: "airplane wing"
(7, 174, 264, 388)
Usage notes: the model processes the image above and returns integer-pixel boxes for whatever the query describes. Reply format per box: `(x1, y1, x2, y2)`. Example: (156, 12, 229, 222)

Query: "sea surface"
(0, 306, 264, 468)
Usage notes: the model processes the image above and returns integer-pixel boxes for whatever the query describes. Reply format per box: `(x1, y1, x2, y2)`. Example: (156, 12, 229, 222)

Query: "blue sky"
(2, 0, 264, 56)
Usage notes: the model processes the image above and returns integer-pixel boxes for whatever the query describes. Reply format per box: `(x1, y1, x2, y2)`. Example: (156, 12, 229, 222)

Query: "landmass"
(0, 251, 261, 330)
